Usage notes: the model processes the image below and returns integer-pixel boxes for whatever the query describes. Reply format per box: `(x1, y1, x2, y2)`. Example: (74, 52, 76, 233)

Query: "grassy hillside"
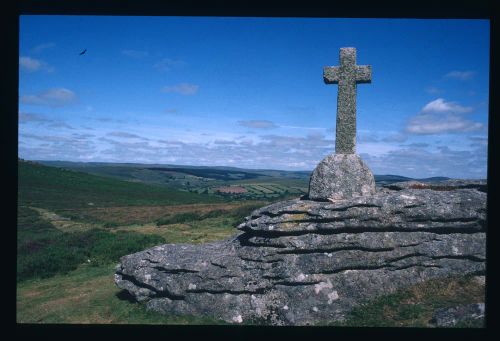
(34, 161, 456, 202)
(34, 160, 311, 201)
(17, 206, 166, 282)
(18, 160, 222, 210)
(17, 160, 263, 284)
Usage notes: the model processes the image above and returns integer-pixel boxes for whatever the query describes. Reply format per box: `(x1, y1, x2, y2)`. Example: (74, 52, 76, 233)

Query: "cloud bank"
(238, 120, 278, 129)
(406, 98, 483, 135)
(444, 70, 476, 80)
(19, 56, 54, 73)
(20, 88, 77, 107)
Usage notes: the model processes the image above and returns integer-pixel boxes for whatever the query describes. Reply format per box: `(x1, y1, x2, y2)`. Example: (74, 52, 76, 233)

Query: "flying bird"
(79, 49, 87, 55)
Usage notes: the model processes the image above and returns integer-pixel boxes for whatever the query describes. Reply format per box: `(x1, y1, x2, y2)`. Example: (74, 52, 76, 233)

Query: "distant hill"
(374, 174, 413, 183)
(146, 167, 263, 181)
(418, 176, 451, 182)
(18, 160, 222, 210)
(373, 174, 451, 184)
(31, 160, 455, 200)
(36, 160, 449, 183)
(35, 160, 311, 189)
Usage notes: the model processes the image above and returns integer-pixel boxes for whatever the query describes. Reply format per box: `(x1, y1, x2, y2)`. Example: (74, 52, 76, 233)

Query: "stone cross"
(324, 47, 372, 154)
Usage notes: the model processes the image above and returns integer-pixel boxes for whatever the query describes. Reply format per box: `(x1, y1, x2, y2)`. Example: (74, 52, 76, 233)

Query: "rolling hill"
(36, 160, 450, 187)
(18, 160, 222, 210)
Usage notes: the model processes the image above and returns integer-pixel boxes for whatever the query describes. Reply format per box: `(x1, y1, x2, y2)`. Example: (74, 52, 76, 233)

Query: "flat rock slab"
(115, 184, 486, 325)
(240, 188, 485, 234)
(308, 154, 376, 200)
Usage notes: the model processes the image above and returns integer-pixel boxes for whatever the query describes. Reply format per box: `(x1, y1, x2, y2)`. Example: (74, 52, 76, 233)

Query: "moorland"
(17, 160, 483, 326)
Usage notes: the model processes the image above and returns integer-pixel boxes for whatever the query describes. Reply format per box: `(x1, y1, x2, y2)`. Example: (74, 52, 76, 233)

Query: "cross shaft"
(324, 47, 371, 154)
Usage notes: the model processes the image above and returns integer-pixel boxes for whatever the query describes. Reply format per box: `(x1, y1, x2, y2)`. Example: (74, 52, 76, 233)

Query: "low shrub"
(155, 212, 203, 226)
(17, 208, 165, 282)
(227, 203, 262, 219)
(154, 203, 262, 227)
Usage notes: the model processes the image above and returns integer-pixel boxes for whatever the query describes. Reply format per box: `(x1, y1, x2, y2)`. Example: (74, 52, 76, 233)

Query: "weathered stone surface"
(430, 303, 485, 327)
(240, 188, 485, 234)
(308, 153, 376, 200)
(115, 183, 486, 325)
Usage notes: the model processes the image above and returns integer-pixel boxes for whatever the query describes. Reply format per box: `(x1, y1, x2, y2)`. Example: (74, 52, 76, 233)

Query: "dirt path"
(29, 206, 238, 244)
(29, 207, 100, 232)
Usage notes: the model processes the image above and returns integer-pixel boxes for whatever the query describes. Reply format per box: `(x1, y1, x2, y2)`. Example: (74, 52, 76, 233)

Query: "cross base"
(308, 154, 376, 201)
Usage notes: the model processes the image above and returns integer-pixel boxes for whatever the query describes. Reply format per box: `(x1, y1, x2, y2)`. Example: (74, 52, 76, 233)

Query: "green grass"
(151, 217, 238, 244)
(17, 206, 165, 282)
(18, 161, 221, 210)
(325, 274, 485, 327)
(16, 203, 238, 324)
(17, 199, 258, 282)
(154, 202, 263, 227)
(17, 263, 229, 324)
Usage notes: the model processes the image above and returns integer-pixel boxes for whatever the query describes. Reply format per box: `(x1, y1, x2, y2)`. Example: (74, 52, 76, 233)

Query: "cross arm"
(355, 65, 372, 84)
(323, 66, 340, 84)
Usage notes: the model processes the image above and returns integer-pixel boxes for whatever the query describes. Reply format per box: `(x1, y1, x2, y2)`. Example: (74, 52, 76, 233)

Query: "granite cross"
(324, 47, 372, 154)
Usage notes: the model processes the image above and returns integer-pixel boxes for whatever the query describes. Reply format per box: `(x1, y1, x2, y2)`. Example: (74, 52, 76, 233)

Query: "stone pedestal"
(308, 153, 376, 200)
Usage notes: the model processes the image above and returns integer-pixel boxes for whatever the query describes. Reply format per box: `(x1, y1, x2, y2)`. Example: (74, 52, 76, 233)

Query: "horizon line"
(17, 158, 482, 180)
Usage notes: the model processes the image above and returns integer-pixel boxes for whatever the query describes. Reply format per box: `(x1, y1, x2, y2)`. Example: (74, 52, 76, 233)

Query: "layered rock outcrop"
(115, 181, 486, 325)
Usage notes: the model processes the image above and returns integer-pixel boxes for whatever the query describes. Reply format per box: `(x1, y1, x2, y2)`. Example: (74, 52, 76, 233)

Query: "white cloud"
(421, 98, 473, 114)
(19, 132, 98, 161)
(19, 112, 49, 123)
(20, 88, 77, 107)
(363, 143, 487, 179)
(47, 122, 75, 130)
(161, 83, 199, 95)
(57, 132, 333, 170)
(280, 125, 325, 131)
(407, 113, 483, 134)
(406, 99, 482, 135)
(154, 58, 186, 71)
(468, 135, 488, 148)
(72, 133, 95, 139)
(214, 139, 237, 145)
(122, 50, 148, 58)
(19, 56, 54, 73)
(238, 120, 278, 129)
(107, 131, 149, 140)
(445, 70, 476, 80)
(19, 112, 76, 130)
(382, 133, 408, 143)
(18, 126, 487, 178)
(19, 57, 41, 72)
(400, 143, 429, 148)
(357, 132, 379, 143)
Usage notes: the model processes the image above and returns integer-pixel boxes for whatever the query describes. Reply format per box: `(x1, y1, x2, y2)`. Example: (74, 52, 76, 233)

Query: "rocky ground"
(115, 180, 486, 325)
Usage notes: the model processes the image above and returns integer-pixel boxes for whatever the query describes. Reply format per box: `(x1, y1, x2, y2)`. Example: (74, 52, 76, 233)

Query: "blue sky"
(19, 16, 489, 178)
